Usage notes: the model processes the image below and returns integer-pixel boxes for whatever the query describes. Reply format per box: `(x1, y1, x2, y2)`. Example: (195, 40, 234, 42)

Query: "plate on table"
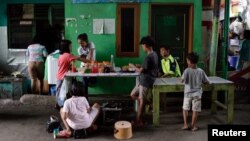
(121, 70, 136, 73)
(114, 67, 121, 72)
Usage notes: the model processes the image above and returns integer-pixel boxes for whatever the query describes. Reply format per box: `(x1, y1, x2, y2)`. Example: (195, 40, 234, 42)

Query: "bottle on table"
(91, 62, 98, 73)
(110, 54, 115, 71)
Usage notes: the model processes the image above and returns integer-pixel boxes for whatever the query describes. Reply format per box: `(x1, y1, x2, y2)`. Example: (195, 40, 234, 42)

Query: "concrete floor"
(0, 99, 249, 141)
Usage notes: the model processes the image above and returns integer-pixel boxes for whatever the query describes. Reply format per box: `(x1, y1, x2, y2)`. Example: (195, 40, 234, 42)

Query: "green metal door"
(151, 5, 190, 72)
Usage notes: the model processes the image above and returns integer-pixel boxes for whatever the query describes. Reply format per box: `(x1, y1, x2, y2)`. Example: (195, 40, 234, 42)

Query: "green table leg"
(227, 86, 234, 124)
(211, 88, 217, 114)
(153, 88, 160, 126)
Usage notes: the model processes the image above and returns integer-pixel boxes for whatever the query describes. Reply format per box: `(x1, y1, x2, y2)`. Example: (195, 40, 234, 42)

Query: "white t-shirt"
(181, 68, 209, 98)
(62, 96, 98, 129)
(77, 42, 95, 67)
(229, 20, 244, 35)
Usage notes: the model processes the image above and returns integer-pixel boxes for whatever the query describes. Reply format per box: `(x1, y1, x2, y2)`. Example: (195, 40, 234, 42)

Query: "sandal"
(57, 130, 71, 138)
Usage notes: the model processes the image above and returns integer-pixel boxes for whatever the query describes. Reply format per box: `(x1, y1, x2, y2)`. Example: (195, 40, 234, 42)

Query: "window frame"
(7, 4, 64, 50)
(116, 4, 140, 57)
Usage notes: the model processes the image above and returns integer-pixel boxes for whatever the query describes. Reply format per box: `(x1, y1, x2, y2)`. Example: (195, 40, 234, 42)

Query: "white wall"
(0, 26, 8, 62)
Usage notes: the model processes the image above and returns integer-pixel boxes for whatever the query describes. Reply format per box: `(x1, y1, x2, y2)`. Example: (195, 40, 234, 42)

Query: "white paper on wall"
(93, 19, 104, 34)
(0, 27, 8, 61)
(104, 19, 115, 34)
(93, 18, 115, 34)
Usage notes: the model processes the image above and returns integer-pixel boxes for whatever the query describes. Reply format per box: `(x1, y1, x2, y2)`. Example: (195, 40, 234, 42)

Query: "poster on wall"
(72, 0, 149, 3)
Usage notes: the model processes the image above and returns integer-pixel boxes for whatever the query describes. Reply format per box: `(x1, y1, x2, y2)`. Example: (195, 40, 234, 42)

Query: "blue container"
(50, 86, 56, 96)
(228, 56, 239, 68)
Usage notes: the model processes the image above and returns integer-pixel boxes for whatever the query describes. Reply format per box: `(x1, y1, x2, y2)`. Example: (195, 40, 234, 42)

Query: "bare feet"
(191, 126, 198, 131)
(56, 130, 71, 138)
(181, 125, 189, 130)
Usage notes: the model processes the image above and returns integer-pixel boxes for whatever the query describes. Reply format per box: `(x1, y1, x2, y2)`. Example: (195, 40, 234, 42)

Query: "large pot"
(114, 121, 132, 140)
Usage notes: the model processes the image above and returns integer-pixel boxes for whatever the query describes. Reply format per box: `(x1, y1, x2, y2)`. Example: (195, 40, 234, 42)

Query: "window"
(8, 4, 64, 53)
(116, 4, 140, 57)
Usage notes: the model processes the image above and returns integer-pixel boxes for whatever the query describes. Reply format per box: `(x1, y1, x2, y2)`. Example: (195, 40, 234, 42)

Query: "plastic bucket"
(50, 85, 57, 96)
(228, 56, 239, 68)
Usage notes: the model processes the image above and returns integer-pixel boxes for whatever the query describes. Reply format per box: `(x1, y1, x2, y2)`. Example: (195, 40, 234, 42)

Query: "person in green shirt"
(160, 45, 181, 77)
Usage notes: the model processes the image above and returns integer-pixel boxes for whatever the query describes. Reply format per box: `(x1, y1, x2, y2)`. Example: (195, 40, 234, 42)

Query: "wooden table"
(152, 76, 235, 126)
(64, 72, 139, 99)
(65, 72, 139, 78)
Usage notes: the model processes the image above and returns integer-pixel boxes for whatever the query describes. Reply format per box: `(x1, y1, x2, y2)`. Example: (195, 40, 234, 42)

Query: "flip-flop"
(57, 130, 71, 138)
(191, 127, 199, 131)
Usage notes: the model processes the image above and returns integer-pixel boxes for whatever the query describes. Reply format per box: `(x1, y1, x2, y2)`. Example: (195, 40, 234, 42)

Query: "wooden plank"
(213, 100, 227, 110)
(229, 66, 250, 81)
(154, 77, 233, 86)
(227, 86, 235, 124)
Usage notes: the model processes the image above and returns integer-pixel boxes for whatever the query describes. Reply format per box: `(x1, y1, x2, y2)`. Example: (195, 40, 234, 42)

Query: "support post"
(222, 0, 230, 79)
(209, 0, 221, 76)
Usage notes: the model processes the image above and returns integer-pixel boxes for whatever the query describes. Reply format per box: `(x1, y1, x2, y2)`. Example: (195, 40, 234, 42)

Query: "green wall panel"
(1, 0, 202, 95)
(64, 0, 202, 95)
(64, 2, 137, 95)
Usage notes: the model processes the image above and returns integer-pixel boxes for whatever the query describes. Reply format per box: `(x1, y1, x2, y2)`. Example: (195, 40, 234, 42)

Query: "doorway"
(151, 4, 193, 72)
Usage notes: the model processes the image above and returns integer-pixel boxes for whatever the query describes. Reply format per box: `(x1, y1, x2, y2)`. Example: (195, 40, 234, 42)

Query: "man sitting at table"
(159, 44, 181, 77)
(130, 36, 158, 126)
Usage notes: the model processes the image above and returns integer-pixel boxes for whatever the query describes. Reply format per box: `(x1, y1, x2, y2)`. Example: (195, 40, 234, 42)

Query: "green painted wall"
(150, 0, 202, 65)
(0, 0, 63, 26)
(64, 0, 202, 95)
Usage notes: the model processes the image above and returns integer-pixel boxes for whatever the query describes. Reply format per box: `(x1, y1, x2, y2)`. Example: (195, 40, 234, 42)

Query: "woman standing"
(26, 35, 48, 94)
(77, 33, 96, 67)
(77, 33, 97, 89)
